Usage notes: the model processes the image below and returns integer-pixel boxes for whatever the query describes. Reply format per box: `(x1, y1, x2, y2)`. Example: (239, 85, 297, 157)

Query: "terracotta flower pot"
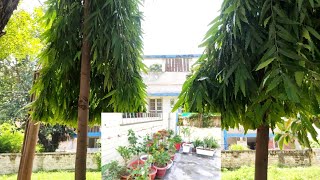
(149, 166, 157, 180)
(128, 159, 145, 169)
(153, 163, 168, 178)
(174, 143, 181, 151)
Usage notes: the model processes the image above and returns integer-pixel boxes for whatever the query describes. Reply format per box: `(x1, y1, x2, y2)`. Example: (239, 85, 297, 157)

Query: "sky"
(22, 0, 222, 55)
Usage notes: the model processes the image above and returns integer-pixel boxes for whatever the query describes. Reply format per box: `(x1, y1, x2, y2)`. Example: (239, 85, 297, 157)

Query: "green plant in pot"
(127, 129, 145, 169)
(181, 127, 192, 153)
(172, 134, 182, 151)
(193, 138, 203, 152)
(102, 160, 127, 180)
(167, 140, 176, 160)
(153, 150, 170, 178)
(130, 155, 157, 180)
(196, 137, 219, 157)
(116, 146, 132, 179)
(203, 137, 219, 149)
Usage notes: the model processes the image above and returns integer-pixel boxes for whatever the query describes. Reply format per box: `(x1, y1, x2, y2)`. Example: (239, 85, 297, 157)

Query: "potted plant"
(152, 150, 171, 178)
(181, 127, 192, 153)
(196, 137, 219, 156)
(126, 130, 145, 169)
(192, 138, 203, 152)
(172, 134, 182, 151)
(130, 155, 157, 180)
(167, 140, 176, 160)
(116, 146, 132, 179)
(102, 160, 128, 180)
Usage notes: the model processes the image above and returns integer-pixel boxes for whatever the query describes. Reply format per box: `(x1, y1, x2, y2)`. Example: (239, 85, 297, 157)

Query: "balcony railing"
(121, 113, 163, 125)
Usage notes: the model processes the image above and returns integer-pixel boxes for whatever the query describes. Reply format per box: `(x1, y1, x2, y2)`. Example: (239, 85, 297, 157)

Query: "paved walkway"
(162, 151, 221, 180)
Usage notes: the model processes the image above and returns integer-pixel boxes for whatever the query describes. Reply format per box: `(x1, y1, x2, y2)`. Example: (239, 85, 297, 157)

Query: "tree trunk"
(18, 72, 40, 180)
(255, 124, 269, 180)
(0, 0, 20, 37)
(75, 0, 90, 178)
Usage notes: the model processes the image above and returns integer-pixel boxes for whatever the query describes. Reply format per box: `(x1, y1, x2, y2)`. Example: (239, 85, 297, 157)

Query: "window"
(165, 58, 190, 72)
(149, 99, 162, 113)
(88, 137, 100, 148)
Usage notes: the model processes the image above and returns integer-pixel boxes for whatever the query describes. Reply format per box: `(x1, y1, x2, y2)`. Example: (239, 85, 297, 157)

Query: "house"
(142, 54, 200, 126)
(56, 54, 200, 151)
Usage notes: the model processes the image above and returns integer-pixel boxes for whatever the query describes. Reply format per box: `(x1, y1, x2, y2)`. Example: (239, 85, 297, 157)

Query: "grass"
(0, 171, 101, 180)
(222, 166, 320, 180)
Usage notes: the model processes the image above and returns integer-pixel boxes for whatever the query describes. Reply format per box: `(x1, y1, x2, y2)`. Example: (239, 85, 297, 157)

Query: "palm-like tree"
(18, 0, 146, 179)
(174, 0, 320, 179)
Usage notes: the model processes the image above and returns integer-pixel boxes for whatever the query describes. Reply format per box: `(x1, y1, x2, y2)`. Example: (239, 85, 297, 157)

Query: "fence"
(121, 113, 163, 125)
(222, 149, 320, 169)
(0, 152, 98, 175)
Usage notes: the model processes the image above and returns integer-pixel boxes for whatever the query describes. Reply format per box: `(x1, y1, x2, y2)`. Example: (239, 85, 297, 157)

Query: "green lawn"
(0, 171, 101, 180)
(222, 166, 320, 180)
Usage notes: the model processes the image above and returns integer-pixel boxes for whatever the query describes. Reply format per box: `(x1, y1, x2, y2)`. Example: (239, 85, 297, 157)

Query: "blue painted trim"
(149, 93, 180, 97)
(223, 129, 228, 150)
(143, 54, 201, 59)
(226, 133, 274, 138)
(88, 132, 101, 137)
(74, 132, 101, 138)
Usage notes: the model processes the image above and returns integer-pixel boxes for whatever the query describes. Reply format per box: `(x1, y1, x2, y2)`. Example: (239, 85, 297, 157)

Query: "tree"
(30, 0, 146, 179)
(174, 0, 320, 179)
(0, 0, 19, 37)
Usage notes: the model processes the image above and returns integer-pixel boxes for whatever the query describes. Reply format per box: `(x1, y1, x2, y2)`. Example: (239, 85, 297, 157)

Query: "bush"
(95, 152, 101, 171)
(229, 144, 249, 151)
(0, 123, 24, 153)
(36, 144, 45, 153)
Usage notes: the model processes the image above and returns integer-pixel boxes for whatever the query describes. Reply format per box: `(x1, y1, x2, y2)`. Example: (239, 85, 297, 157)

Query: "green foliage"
(101, 160, 124, 180)
(35, 144, 45, 153)
(0, 8, 43, 59)
(181, 126, 192, 142)
(129, 157, 153, 180)
(31, 0, 147, 126)
(0, 123, 23, 153)
(38, 124, 75, 152)
(222, 166, 320, 180)
(94, 152, 101, 171)
(116, 146, 132, 165)
(229, 144, 249, 151)
(193, 138, 203, 148)
(153, 150, 170, 168)
(203, 137, 219, 149)
(0, 58, 35, 123)
(148, 64, 162, 72)
(173, 0, 320, 148)
(172, 134, 182, 143)
(310, 139, 320, 148)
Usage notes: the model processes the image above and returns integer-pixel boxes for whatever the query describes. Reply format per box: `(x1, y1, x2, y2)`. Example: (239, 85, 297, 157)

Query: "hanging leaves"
(174, 0, 320, 146)
(30, 0, 146, 126)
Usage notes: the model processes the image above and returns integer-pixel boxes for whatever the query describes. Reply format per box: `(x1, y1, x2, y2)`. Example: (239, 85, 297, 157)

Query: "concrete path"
(161, 151, 221, 180)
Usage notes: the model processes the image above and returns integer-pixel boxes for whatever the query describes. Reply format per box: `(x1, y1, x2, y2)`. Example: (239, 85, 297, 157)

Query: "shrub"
(229, 144, 249, 151)
(0, 123, 24, 153)
(36, 144, 45, 153)
(95, 152, 101, 171)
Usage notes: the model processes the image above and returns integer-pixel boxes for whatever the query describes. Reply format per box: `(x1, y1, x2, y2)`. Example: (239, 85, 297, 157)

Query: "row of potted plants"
(103, 129, 182, 180)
